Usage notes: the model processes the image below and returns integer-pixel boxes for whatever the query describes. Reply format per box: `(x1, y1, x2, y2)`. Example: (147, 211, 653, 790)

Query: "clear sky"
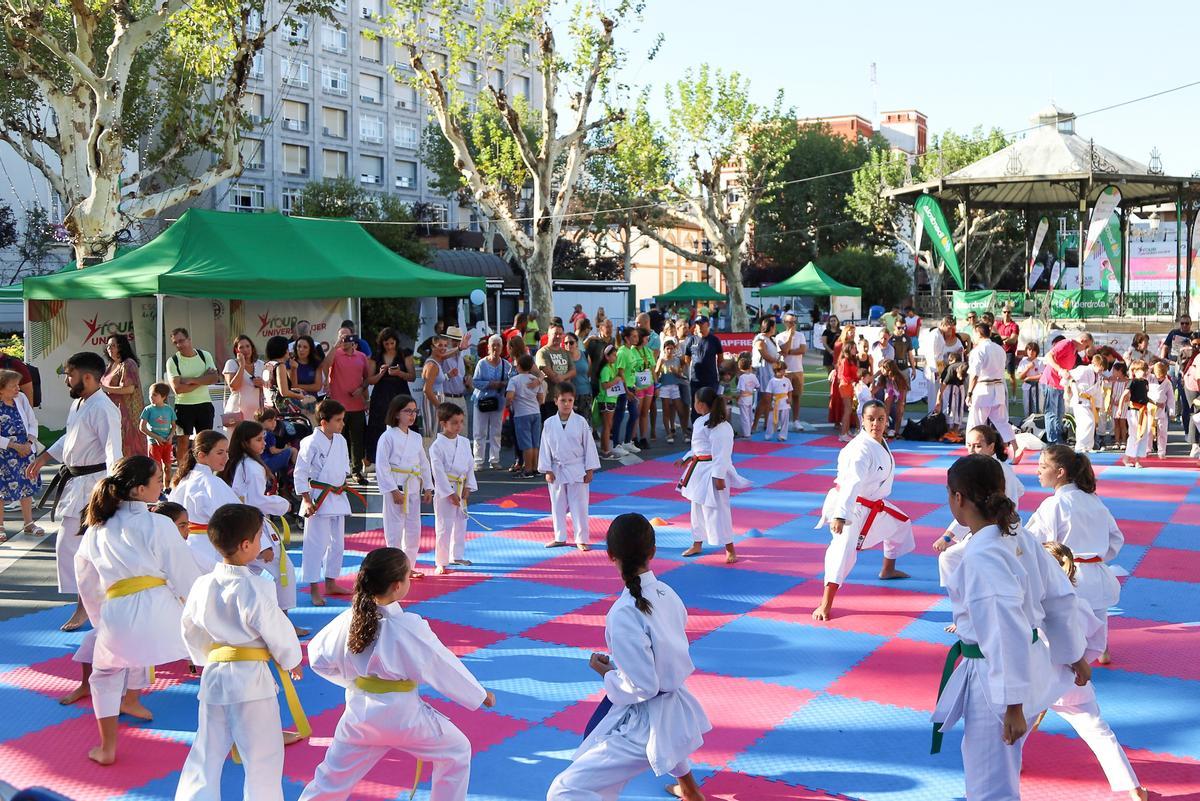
(610, 0, 1200, 176)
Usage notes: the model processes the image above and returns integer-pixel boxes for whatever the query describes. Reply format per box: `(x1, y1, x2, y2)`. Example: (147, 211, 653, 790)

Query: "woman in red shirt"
(835, 341, 860, 440)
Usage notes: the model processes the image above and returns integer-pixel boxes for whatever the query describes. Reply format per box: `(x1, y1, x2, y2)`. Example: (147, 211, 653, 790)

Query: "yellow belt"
(390, 467, 424, 514)
(447, 472, 468, 515)
(353, 675, 423, 797)
(209, 645, 311, 761)
(105, 575, 166, 600)
(771, 392, 789, 427)
(238, 498, 291, 589)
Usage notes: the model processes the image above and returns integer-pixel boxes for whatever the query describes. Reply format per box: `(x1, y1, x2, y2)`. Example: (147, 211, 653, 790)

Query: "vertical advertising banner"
(915, 195, 963, 289)
(1028, 215, 1050, 290)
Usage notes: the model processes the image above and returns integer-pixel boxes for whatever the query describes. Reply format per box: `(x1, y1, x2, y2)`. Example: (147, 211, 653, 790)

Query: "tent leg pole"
(155, 294, 165, 381)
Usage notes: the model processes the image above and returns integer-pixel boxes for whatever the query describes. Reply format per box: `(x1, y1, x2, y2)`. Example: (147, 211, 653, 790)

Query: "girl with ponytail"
(674, 386, 750, 563)
(1028, 443, 1125, 664)
(548, 514, 711, 801)
(74, 455, 203, 764)
(933, 454, 1092, 799)
(299, 547, 495, 801)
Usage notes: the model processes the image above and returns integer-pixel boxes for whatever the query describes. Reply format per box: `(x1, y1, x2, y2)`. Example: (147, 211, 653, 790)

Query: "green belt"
(931, 630, 1037, 754)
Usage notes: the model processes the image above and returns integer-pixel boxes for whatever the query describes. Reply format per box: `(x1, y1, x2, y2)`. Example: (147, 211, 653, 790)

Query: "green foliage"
(362, 298, 419, 342)
(819, 248, 911, 310)
(0, 204, 15, 252)
(0, 334, 23, 360)
(292, 178, 429, 265)
(755, 122, 872, 266)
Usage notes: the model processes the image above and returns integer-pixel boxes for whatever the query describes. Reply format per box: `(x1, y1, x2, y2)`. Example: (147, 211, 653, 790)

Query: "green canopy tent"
(0, 246, 141, 303)
(655, 280, 727, 304)
(756, 261, 861, 298)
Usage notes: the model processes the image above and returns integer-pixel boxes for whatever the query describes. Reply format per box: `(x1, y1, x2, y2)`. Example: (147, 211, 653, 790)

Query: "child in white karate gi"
(676, 387, 750, 565)
(75, 455, 203, 764)
(298, 547, 496, 801)
(296, 400, 354, 606)
(931, 455, 1091, 801)
(175, 504, 304, 801)
(765, 362, 792, 441)
(539, 383, 601, 550)
(1068, 354, 1105, 453)
(429, 402, 476, 575)
(225, 420, 306, 638)
(1120, 360, 1152, 467)
(547, 513, 710, 801)
(1027, 444, 1124, 665)
(813, 400, 914, 621)
(375, 394, 432, 576)
(1148, 361, 1175, 457)
(734, 355, 758, 438)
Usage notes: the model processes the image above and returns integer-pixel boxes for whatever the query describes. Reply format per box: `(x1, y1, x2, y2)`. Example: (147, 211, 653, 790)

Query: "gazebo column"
(1186, 197, 1196, 319)
(962, 188, 971, 290)
(1023, 208, 1032, 295)
(1176, 186, 1185, 316)
(1077, 182, 1087, 291)
(1119, 207, 1129, 315)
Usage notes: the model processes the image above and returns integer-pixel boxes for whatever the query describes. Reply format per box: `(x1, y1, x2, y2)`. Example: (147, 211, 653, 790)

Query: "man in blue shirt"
(683, 317, 723, 421)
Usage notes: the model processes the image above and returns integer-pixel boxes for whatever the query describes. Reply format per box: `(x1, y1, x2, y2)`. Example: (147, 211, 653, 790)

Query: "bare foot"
(811, 604, 832, 621)
(878, 569, 910, 580)
(59, 683, 90, 705)
(120, 698, 153, 721)
(544, 540, 569, 549)
(435, 566, 449, 575)
(1130, 787, 1149, 801)
(282, 730, 305, 746)
(725, 552, 737, 565)
(576, 543, 591, 552)
(665, 782, 705, 800)
(61, 606, 90, 632)
(310, 592, 326, 607)
(681, 543, 702, 558)
(1098, 649, 1111, 665)
(324, 582, 352, 596)
(88, 745, 116, 766)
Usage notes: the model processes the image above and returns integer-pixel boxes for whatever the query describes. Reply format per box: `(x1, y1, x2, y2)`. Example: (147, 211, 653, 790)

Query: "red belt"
(855, 496, 909, 550)
(1074, 555, 1104, 564)
(676, 455, 713, 490)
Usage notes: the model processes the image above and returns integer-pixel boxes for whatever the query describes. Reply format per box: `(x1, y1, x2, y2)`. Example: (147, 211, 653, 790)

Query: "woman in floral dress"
(0, 368, 42, 541)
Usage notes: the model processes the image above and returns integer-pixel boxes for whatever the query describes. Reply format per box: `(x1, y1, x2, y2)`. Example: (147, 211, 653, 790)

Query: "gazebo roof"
(884, 105, 1196, 210)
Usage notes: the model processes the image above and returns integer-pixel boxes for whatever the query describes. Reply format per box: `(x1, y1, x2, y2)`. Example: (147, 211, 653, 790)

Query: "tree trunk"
(527, 224, 556, 322)
(724, 266, 748, 331)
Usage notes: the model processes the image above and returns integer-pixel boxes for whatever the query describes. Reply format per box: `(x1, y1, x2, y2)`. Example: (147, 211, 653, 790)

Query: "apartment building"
(214, 0, 538, 227)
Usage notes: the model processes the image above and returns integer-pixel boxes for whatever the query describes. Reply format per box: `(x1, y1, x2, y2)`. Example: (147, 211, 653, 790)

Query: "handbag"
(222, 411, 245, 427)
(478, 395, 500, 413)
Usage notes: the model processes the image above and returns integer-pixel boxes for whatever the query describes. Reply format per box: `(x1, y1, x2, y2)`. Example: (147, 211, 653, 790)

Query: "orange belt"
(676, 455, 712, 489)
(855, 496, 909, 550)
(187, 522, 208, 535)
(309, 480, 367, 513)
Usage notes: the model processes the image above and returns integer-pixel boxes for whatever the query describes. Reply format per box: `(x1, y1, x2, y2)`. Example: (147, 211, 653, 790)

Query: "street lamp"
(692, 237, 714, 285)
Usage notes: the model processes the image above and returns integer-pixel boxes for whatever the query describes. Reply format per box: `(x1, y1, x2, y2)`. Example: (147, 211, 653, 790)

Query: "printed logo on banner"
(81, 314, 135, 346)
(257, 313, 330, 339)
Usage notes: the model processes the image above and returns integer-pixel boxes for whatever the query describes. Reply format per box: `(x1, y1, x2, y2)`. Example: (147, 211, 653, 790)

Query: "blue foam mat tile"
(1091, 498, 1177, 523)
(690, 616, 884, 691)
(895, 600, 956, 646)
(1110, 543, 1148, 575)
(656, 563, 802, 615)
(849, 553, 942, 593)
(1152, 523, 1200, 552)
(730, 693, 965, 801)
(115, 769, 309, 801)
(1114, 576, 1200, 623)
(458, 637, 596, 724)
(456, 534, 564, 573)
(589, 496, 690, 520)
(1184, 485, 1200, 504)
(1102, 466, 1199, 485)
(409, 577, 603, 636)
(0, 682, 89, 741)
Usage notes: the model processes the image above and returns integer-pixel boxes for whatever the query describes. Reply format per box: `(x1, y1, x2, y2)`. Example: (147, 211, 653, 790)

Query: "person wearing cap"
(1040, 332, 1093, 445)
(683, 316, 722, 422)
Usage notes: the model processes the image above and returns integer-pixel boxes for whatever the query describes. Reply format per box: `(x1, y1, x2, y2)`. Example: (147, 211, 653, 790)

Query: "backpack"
(170, 348, 214, 377)
(902, 411, 948, 441)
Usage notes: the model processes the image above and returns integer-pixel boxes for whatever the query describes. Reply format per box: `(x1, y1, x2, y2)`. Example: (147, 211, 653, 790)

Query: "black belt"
(444, 393, 465, 398)
(38, 463, 107, 521)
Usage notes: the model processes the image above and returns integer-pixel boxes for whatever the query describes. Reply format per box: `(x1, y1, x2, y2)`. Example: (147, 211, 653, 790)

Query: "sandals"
(21, 523, 44, 537)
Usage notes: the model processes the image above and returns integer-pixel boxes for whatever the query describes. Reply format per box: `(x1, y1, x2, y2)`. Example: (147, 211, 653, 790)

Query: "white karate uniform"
(169, 464, 268, 573)
(1068, 365, 1101, 452)
(175, 563, 303, 801)
(967, 338, 1015, 442)
(548, 571, 711, 799)
(295, 431, 351, 585)
(375, 426, 432, 567)
(298, 604, 487, 801)
(429, 434, 476, 568)
(735, 373, 758, 437)
(816, 432, 915, 585)
(764, 376, 791, 439)
(1148, 376, 1175, 455)
(1026, 483, 1124, 651)
(676, 414, 750, 547)
(231, 459, 297, 611)
(46, 390, 122, 593)
(938, 457, 1024, 587)
(932, 525, 1086, 801)
(75, 502, 203, 718)
(538, 413, 601, 545)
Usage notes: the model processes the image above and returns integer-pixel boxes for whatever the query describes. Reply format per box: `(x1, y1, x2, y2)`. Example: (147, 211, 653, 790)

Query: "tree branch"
(637, 220, 722, 268)
(0, 128, 68, 200)
(10, 11, 104, 93)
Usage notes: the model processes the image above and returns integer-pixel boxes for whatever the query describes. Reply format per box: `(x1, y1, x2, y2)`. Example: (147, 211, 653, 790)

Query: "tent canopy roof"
(883, 107, 1196, 210)
(655, 280, 726, 303)
(21, 210, 483, 301)
(758, 262, 861, 297)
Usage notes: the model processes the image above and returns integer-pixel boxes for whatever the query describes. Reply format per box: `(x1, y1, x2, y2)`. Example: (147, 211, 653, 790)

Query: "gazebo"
(884, 104, 1199, 312)
(655, 280, 726, 304)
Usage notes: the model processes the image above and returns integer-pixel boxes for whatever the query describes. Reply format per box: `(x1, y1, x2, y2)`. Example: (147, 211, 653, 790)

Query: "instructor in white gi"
(966, 323, 1017, 452)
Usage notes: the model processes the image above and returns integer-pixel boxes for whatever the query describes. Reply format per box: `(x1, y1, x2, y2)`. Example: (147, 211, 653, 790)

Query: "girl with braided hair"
(299, 548, 495, 801)
(932, 454, 1091, 801)
(548, 514, 711, 801)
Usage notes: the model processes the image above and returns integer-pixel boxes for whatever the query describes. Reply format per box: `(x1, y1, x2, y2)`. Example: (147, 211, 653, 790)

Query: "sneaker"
(521, 470, 540, 479)
(777, 435, 787, 442)
(838, 433, 852, 443)
(489, 461, 502, 469)
(791, 421, 802, 432)
(601, 450, 620, 460)
(1191, 445, 1200, 459)
(611, 444, 628, 456)
(474, 461, 485, 470)
(637, 438, 650, 450)
(666, 435, 675, 444)
(623, 441, 641, 453)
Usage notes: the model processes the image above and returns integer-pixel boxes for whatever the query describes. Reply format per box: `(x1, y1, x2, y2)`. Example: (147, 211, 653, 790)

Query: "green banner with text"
(1049, 289, 1111, 319)
(916, 195, 963, 289)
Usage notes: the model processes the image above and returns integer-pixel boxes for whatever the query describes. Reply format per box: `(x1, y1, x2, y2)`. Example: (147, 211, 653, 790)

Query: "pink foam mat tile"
(522, 599, 613, 651)
(694, 539, 826, 579)
(342, 526, 387, 552)
(1097, 480, 1192, 504)
(1120, 519, 1166, 547)
(800, 435, 849, 450)
(825, 636, 948, 712)
(700, 770, 854, 800)
(684, 608, 741, 643)
(1169, 503, 1200, 526)
(1133, 547, 1200, 583)
(893, 466, 952, 483)
(752, 581, 943, 638)
(891, 451, 939, 467)
(765, 473, 838, 493)
(736, 456, 827, 474)
(496, 486, 554, 512)
(509, 550, 683, 594)
(1020, 733, 1200, 800)
(732, 439, 792, 455)
(686, 673, 816, 768)
(0, 716, 188, 801)
(1099, 618, 1200, 682)
(611, 459, 689, 479)
(633, 482, 696, 501)
(541, 689, 608, 734)
(1018, 489, 1052, 513)
(399, 571, 491, 604)
(911, 524, 950, 557)
(425, 619, 509, 657)
(0, 655, 196, 702)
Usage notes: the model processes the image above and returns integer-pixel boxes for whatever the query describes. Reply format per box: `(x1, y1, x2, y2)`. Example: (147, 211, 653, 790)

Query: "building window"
(322, 26, 348, 54)
(323, 149, 348, 179)
(360, 115, 384, 144)
(239, 138, 264, 170)
(250, 52, 265, 80)
(429, 204, 448, 225)
(459, 60, 476, 86)
(516, 74, 531, 100)
(282, 143, 309, 176)
(360, 32, 382, 62)
(359, 155, 383, 185)
(488, 67, 504, 92)
(284, 16, 310, 44)
(393, 120, 418, 149)
(394, 45, 413, 72)
(246, 10, 262, 35)
(394, 159, 417, 189)
(322, 66, 349, 95)
(331, 0, 347, 12)
(241, 92, 264, 123)
(359, 0, 379, 20)
(280, 57, 310, 89)
(229, 183, 264, 213)
(281, 187, 301, 216)
(358, 72, 383, 104)
(281, 99, 309, 133)
(322, 106, 347, 138)
(393, 82, 417, 110)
